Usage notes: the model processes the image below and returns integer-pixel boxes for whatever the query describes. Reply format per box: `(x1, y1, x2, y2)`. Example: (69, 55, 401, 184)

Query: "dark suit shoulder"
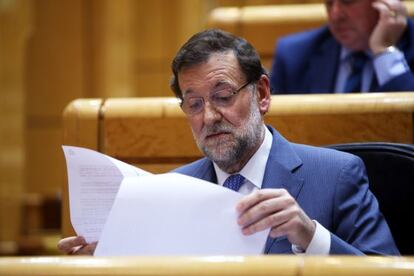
(172, 158, 208, 175)
(277, 26, 332, 55)
(400, 18, 414, 64)
(292, 143, 364, 170)
(172, 157, 218, 183)
(271, 25, 339, 93)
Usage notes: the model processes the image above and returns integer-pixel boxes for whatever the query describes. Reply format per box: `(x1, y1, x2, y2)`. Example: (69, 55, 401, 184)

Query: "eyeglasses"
(180, 81, 252, 116)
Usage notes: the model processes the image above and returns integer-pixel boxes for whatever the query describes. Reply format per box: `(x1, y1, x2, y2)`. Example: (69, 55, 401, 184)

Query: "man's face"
(326, 0, 379, 51)
(177, 52, 264, 173)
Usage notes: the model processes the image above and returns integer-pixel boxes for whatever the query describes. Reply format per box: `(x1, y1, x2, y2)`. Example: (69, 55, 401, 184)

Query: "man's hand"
(370, 0, 408, 54)
(57, 236, 97, 255)
(236, 189, 316, 250)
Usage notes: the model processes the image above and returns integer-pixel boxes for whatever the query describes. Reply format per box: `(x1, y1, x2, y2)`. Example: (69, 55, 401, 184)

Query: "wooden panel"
(25, 127, 64, 196)
(102, 98, 201, 173)
(22, 0, 90, 247)
(0, 256, 414, 275)
(267, 113, 413, 146)
(62, 99, 103, 149)
(0, 0, 31, 254)
(302, 256, 414, 276)
(264, 93, 414, 145)
(89, 0, 210, 98)
(26, 0, 86, 119)
(101, 93, 414, 161)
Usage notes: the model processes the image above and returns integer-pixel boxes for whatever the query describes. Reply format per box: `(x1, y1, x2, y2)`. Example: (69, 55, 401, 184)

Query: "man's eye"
(212, 93, 233, 105)
(188, 99, 203, 110)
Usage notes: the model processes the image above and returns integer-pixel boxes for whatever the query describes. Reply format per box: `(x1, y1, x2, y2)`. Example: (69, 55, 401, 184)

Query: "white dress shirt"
(213, 125, 330, 255)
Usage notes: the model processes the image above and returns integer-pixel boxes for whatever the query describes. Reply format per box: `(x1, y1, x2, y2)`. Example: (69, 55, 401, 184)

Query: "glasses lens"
(211, 88, 236, 107)
(183, 97, 203, 115)
(181, 82, 250, 115)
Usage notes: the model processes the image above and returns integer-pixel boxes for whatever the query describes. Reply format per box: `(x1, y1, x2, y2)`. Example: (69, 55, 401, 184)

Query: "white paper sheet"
(94, 173, 269, 256)
(62, 146, 151, 243)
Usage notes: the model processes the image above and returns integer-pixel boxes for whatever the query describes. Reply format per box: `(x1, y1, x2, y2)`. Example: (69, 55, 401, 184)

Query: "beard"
(193, 97, 264, 173)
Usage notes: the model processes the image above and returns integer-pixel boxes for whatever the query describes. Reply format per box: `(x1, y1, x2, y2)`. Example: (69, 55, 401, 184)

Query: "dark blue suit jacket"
(270, 19, 414, 94)
(174, 126, 399, 255)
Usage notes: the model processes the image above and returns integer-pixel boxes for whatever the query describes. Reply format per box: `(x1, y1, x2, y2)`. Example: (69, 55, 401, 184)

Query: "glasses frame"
(180, 81, 252, 116)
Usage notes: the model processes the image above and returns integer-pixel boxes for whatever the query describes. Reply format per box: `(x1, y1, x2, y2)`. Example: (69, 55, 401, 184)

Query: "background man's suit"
(270, 19, 414, 94)
(174, 126, 399, 255)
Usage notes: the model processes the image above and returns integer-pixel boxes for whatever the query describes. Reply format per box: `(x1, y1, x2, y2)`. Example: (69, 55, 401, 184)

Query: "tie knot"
(344, 52, 368, 93)
(223, 174, 245, 192)
(349, 52, 368, 72)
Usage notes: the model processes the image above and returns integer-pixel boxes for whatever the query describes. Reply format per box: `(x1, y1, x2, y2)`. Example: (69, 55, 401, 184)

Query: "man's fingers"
(372, 0, 407, 21)
(57, 236, 87, 254)
(241, 208, 292, 236)
(236, 189, 287, 214)
(71, 242, 97, 255)
(268, 217, 298, 238)
(237, 195, 294, 227)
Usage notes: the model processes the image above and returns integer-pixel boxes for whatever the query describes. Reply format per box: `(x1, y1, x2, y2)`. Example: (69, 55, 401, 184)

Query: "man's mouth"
(205, 132, 231, 140)
(331, 23, 352, 35)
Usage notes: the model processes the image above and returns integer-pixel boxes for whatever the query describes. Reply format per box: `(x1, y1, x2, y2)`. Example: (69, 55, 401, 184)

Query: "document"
(94, 173, 269, 256)
(62, 146, 151, 243)
(63, 146, 269, 256)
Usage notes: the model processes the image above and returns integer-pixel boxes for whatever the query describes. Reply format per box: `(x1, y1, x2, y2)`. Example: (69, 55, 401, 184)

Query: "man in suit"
(58, 29, 399, 255)
(270, 0, 414, 94)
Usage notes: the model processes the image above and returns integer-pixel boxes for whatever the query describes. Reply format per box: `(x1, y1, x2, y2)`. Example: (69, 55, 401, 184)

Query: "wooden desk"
(1, 256, 414, 276)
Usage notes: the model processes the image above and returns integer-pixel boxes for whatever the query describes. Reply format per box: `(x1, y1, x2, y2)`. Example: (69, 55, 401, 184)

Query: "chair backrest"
(327, 142, 414, 255)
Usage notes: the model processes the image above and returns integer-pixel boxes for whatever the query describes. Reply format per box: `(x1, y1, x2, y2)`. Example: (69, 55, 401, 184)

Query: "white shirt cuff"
(291, 220, 331, 255)
(373, 47, 409, 86)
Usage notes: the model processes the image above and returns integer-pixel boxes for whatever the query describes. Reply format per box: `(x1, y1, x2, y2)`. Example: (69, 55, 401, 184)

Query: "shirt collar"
(214, 125, 273, 189)
(340, 47, 350, 62)
(340, 46, 373, 61)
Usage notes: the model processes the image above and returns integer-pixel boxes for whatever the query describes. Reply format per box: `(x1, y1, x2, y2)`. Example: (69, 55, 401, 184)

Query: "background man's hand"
(237, 189, 316, 250)
(370, 0, 408, 54)
(57, 236, 97, 255)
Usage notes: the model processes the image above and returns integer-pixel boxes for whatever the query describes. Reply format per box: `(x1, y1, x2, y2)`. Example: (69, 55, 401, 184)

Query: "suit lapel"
(307, 37, 341, 92)
(188, 158, 218, 183)
(262, 127, 304, 253)
(262, 127, 304, 200)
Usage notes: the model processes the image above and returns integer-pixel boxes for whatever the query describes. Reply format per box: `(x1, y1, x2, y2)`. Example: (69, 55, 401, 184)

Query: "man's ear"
(255, 74, 271, 115)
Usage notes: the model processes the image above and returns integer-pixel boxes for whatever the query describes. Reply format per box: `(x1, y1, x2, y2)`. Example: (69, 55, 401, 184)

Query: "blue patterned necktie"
(223, 174, 245, 192)
(344, 52, 368, 93)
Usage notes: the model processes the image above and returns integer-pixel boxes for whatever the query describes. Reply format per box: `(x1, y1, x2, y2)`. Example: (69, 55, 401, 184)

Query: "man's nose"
(202, 101, 222, 124)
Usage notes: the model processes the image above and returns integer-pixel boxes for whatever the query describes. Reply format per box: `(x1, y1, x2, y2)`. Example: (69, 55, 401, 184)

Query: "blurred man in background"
(271, 0, 414, 94)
